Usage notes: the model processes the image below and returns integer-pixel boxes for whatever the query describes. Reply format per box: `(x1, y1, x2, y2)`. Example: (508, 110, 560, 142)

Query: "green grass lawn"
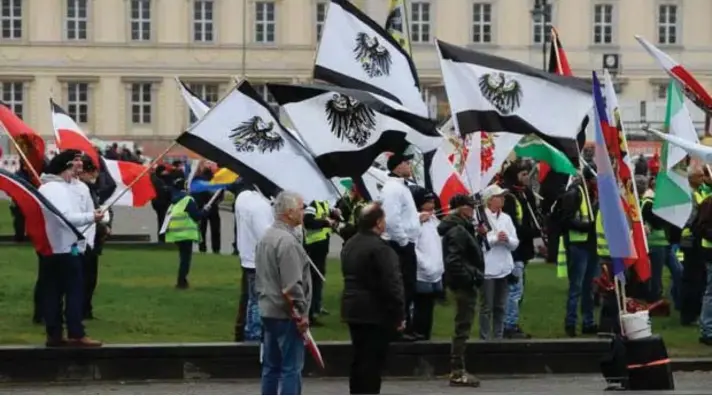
(0, 200, 15, 234)
(0, 243, 709, 356)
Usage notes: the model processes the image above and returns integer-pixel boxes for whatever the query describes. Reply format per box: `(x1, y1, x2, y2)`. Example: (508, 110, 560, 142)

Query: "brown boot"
(67, 337, 103, 347)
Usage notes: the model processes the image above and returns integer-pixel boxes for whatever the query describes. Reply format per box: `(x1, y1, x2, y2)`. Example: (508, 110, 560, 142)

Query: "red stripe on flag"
(439, 173, 469, 215)
(116, 160, 156, 206)
(0, 174, 52, 255)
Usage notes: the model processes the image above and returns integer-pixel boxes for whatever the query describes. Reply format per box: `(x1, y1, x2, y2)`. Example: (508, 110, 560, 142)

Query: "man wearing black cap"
(38, 149, 103, 347)
(380, 152, 423, 339)
(76, 155, 113, 320)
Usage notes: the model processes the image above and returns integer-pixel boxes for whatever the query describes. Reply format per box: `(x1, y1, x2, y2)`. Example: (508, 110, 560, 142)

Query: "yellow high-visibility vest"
(305, 200, 332, 245)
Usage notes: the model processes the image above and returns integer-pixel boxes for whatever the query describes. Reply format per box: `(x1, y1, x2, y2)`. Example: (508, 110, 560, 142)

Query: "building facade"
(0, 0, 710, 156)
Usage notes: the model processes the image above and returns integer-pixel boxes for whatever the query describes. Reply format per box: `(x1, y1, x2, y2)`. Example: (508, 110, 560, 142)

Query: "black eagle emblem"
(478, 72, 523, 115)
(228, 116, 284, 153)
(324, 93, 377, 147)
(353, 32, 392, 78)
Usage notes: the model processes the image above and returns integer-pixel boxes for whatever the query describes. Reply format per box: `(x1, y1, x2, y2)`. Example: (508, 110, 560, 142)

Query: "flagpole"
(0, 120, 41, 183)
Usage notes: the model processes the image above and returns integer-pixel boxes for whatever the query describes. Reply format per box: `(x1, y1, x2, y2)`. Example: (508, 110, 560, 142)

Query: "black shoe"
(565, 325, 576, 337)
(83, 313, 95, 320)
(700, 337, 712, 346)
(32, 316, 43, 325)
(504, 326, 531, 339)
(398, 333, 418, 342)
(582, 325, 599, 335)
(410, 332, 427, 341)
(176, 281, 189, 289)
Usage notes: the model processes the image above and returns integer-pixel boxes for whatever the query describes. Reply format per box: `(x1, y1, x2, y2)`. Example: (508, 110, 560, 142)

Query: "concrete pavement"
(0, 373, 704, 394)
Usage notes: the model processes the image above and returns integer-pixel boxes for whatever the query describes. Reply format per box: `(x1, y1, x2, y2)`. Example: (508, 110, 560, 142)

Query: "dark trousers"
(177, 241, 193, 286)
(41, 253, 85, 340)
(306, 239, 329, 320)
(388, 241, 417, 331)
(199, 210, 221, 253)
(348, 323, 392, 395)
(33, 254, 44, 322)
(232, 222, 239, 255)
(154, 205, 167, 243)
(234, 266, 250, 341)
(681, 248, 706, 324)
(83, 247, 99, 318)
(10, 204, 25, 242)
(412, 293, 436, 339)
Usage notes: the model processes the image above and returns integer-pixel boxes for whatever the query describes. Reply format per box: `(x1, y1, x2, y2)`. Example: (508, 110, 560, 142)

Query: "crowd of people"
(7, 143, 712, 395)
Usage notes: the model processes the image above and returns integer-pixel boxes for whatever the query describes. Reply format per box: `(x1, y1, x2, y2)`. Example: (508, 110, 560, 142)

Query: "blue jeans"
(244, 270, 262, 341)
(41, 253, 85, 339)
(649, 245, 682, 304)
(699, 262, 712, 338)
(261, 318, 305, 395)
(668, 244, 683, 309)
(565, 244, 598, 328)
(504, 261, 525, 330)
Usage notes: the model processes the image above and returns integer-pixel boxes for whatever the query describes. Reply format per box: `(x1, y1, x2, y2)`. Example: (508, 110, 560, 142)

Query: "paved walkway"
(0, 373, 703, 394)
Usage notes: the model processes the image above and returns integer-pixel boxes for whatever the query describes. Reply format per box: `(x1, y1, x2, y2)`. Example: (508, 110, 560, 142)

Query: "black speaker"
(625, 335, 675, 391)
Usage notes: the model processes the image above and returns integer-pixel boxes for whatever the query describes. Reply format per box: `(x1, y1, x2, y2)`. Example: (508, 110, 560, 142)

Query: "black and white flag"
(436, 39, 592, 141)
(267, 83, 441, 178)
(176, 80, 338, 202)
(314, 0, 428, 118)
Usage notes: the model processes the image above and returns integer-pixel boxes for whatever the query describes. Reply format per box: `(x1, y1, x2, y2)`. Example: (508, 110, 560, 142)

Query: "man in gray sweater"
(255, 190, 312, 395)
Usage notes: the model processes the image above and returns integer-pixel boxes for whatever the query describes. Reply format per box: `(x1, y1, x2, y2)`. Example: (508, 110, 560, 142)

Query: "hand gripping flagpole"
(80, 141, 177, 234)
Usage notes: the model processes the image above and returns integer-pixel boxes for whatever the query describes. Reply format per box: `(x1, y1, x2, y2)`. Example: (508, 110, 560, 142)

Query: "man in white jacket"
(233, 184, 274, 342)
(479, 184, 519, 340)
(38, 149, 103, 347)
(380, 152, 423, 338)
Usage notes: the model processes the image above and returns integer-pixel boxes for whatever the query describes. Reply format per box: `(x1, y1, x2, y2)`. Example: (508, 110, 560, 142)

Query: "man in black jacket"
(192, 166, 222, 253)
(341, 202, 404, 395)
(501, 160, 539, 339)
(438, 194, 485, 388)
(151, 165, 172, 243)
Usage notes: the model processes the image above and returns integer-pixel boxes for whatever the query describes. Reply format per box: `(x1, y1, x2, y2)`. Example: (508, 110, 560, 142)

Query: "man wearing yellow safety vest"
(638, 175, 682, 309)
(558, 172, 599, 337)
(164, 176, 205, 289)
(694, 196, 712, 346)
(303, 197, 341, 326)
(680, 169, 711, 326)
(500, 159, 539, 339)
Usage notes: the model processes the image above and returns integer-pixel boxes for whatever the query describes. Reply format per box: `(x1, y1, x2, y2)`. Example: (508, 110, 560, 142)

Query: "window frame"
(65, 0, 89, 41)
(531, 1, 553, 44)
(130, 82, 153, 125)
(0, 0, 23, 40)
(410, 1, 431, 44)
(129, 0, 152, 42)
(315, 0, 327, 43)
(0, 81, 24, 119)
(254, 1, 276, 44)
(66, 81, 90, 124)
(187, 83, 220, 124)
(192, 0, 215, 43)
(471, 2, 493, 45)
(657, 3, 679, 46)
(592, 3, 615, 45)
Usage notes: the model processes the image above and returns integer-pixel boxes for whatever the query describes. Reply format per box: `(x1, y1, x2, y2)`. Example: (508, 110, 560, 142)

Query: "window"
(193, 0, 214, 42)
(130, 0, 151, 41)
(411, 2, 430, 43)
(67, 82, 89, 123)
(130, 83, 152, 124)
(66, 0, 88, 40)
(188, 83, 219, 123)
(1, 0, 22, 39)
(658, 4, 678, 45)
(655, 84, 667, 100)
(593, 3, 614, 44)
(254, 84, 278, 113)
(472, 3, 492, 44)
(0, 81, 23, 119)
(255, 1, 275, 43)
(532, 3, 552, 44)
(316, 1, 327, 41)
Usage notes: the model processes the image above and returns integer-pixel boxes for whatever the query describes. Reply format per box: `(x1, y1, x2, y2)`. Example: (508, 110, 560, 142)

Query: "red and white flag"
(636, 35, 712, 113)
(428, 138, 469, 214)
(0, 169, 84, 255)
(282, 292, 325, 370)
(50, 99, 100, 167)
(103, 159, 156, 207)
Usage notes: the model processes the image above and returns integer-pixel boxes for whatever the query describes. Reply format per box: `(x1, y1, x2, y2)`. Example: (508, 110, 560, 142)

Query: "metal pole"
(541, 0, 547, 71)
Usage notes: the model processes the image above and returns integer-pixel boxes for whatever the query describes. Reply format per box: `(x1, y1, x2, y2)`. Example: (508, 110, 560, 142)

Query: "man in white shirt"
(479, 184, 519, 340)
(233, 184, 274, 342)
(380, 152, 423, 338)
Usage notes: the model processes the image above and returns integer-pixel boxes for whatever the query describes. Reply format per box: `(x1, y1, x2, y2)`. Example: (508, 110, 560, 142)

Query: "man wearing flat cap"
(379, 152, 424, 340)
(38, 149, 103, 347)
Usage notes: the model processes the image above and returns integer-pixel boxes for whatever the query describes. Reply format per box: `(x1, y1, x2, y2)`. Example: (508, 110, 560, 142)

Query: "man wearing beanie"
(76, 155, 112, 320)
(379, 152, 423, 340)
(38, 149, 103, 347)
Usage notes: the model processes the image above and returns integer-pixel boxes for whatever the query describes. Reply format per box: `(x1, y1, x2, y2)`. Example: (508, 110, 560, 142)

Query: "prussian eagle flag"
(176, 80, 339, 203)
(266, 83, 440, 178)
(176, 77, 211, 120)
(436, 39, 592, 143)
(636, 35, 712, 114)
(314, 0, 428, 117)
(50, 99, 100, 167)
(0, 169, 84, 255)
(102, 158, 156, 207)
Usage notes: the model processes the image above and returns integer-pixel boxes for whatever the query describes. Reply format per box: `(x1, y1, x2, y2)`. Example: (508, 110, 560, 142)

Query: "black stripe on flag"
(437, 39, 591, 94)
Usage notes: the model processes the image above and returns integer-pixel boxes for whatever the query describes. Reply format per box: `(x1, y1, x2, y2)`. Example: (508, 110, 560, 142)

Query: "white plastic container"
(621, 310, 652, 340)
